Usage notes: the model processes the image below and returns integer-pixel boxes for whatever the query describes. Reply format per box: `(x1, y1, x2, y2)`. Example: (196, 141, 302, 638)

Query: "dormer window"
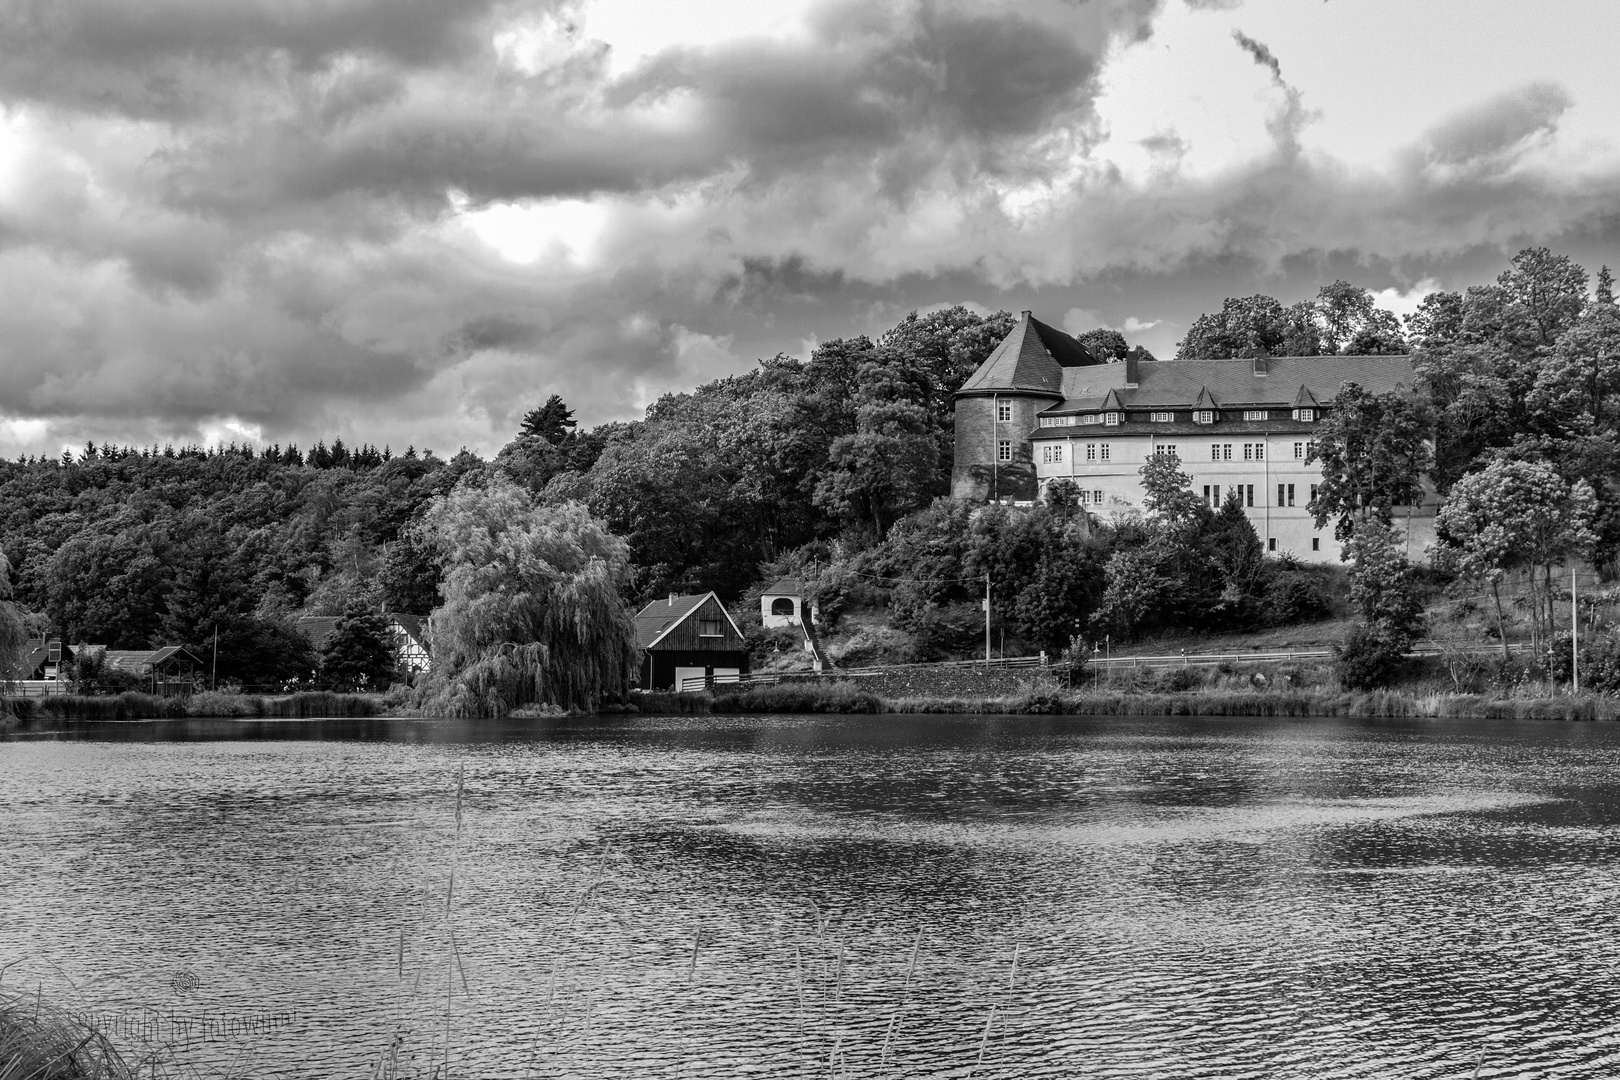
(1195, 409, 1215, 424)
(1080, 414, 1101, 425)
(1104, 411, 1121, 426)
(1293, 408, 1316, 422)
(1242, 410, 1268, 421)
(1150, 412, 1173, 423)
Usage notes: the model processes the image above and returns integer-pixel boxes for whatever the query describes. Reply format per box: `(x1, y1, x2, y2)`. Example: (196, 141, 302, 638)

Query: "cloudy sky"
(3, 0, 1620, 459)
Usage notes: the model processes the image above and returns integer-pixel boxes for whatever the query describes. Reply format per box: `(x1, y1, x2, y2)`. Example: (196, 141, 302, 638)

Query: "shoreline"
(633, 682, 1620, 722)
(9, 686, 1617, 726)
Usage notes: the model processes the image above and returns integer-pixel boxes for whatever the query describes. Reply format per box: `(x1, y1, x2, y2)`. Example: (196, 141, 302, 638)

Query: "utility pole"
(984, 573, 991, 664)
(1572, 565, 1579, 694)
(212, 626, 219, 691)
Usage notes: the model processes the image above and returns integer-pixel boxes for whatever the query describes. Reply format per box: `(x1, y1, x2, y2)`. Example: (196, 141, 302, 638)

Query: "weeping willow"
(0, 553, 30, 687)
(414, 479, 640, 716)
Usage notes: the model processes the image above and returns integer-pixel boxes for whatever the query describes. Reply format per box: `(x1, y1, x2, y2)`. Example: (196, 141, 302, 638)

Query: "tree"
(319, 609, 400, 691)
(1076, 328, 1129, 362)
(1177, 295, 1290, 359)
(519, 394, 577, 444)
(1138, 453, 1208, 531)
(1308, 384, 1432, 540)
(1405, 291, 1465, 350)
(1434, 458, 1597, 656)
(1336, 518, 1426, 689)
(814, 355, 937, 537)
(1497, 246, 1588, 346)
(0, 553, 30, 685)
(416, 479, 639, 715)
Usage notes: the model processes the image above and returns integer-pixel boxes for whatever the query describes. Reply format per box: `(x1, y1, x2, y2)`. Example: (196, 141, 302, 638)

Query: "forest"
(2, 246, 1619, 703)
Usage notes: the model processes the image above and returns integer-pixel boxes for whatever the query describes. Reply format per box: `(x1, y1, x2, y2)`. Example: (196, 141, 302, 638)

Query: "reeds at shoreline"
(0, 690, 386, 723)
(634, 681, 1620, 721)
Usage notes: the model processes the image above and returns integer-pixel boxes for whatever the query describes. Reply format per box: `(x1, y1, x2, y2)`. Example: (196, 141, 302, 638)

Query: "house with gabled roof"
(296, 612, 431, 673)
(952, 310, 1434, 562)
(634, 592, 749, 691)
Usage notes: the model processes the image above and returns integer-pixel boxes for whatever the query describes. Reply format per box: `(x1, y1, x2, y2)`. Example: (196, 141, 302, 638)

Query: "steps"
(801, 611, 832, 673)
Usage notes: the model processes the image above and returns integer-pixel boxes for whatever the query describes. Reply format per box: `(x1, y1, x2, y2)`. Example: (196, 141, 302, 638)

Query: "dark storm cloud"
(0, 0, 512, 119)
(2, 0, 1619, 459)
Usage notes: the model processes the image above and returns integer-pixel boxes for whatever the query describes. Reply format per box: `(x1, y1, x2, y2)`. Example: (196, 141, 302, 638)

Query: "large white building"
(951, 312, 1434, 563)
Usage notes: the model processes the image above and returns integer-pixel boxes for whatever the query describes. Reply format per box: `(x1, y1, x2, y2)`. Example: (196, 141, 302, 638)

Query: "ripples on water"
(5, 714, 1620, 1078)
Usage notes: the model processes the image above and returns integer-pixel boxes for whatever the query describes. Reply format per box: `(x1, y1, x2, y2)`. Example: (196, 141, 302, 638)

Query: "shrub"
(1335, 624, 1409, 689)
(1155, 666, 1202, 693)
(1265, 569, 1333, 625)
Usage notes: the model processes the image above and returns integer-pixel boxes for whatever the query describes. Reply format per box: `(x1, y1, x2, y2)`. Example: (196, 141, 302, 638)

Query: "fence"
(4, 680, 69, 697)
(670, 641, 1539, 692)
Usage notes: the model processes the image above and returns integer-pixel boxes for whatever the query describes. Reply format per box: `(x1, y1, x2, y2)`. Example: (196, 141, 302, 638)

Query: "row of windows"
(1032, 440, 1316, 463)
(1034, 407, 1319, 426)
(1200, 483, 1319, 508)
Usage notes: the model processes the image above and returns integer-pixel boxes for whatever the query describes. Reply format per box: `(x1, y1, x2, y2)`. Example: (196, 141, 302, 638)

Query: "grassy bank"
(634, 680, 1620, 721)
(1, 990, 134, 1080)
(1, 689, 387, 723)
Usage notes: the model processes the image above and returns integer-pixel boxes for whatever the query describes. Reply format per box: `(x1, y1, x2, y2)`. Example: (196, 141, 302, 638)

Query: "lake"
(4, 713, 1620, 1078)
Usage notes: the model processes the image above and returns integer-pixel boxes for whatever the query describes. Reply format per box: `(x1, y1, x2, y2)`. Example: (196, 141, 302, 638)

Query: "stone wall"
(950, 394, 1051, 501)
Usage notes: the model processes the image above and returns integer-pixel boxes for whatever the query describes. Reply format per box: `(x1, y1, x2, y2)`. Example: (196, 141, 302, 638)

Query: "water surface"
(4, 713, 1620, 1078)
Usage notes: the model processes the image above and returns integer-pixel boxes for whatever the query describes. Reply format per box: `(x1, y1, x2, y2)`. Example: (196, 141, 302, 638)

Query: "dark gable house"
(634, 592, 749, 691)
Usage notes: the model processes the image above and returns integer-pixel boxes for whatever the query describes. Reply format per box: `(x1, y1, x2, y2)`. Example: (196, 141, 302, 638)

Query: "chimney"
(1021, 309, 1032, 319)
(1252, 355, 1269, 376)
(668, 593, 676, 606)
(1124, 351, 1140, 388)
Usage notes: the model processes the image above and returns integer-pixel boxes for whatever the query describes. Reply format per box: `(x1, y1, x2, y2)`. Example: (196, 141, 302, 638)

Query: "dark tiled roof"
(296, 616, 342, 651)
(147, 645, 205, 667)
(387, 612, 426, 643)
(761, 578, 802, 596)
(1046, 354, 1415, 412)
(102, 649, 155, 672)
(956, 312, 1100, 396)
(633, 593, 711, 649)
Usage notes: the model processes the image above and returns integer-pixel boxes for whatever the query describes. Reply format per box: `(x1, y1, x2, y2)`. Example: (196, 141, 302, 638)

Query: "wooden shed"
(634, 592, 749, 691)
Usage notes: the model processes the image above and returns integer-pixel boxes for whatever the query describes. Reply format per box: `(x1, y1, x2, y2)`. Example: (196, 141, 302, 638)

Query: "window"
(1243, 410, 1268, 421)
(1309, 483, 1319, 504)
(1195, 409, 1215, 424)
(1268, 538, 1278, 552)
(770, 597, 795, 616)
(1040, 445, 1051, 464)
(997, 440, 1011, 462)
(1080, 414, 1102, 425)
(1040, 444, 1065, 464)
(698, 617, 724, 638)
(1203, 484, 1221, 507)
(1151, 412, 1173, 423)
(1100, 444, 1111, 462)
(1254, 443, 1264, 460)
(1210, 443, 1220, 461)
(1287, 484, 1296, 507)
(1294, 408, 1316, 422)
(1312, 537, 1321, 551)
(1086, 443, 1097, 462)
(1277, 483, 1285, 508)
(1092, 489, 1103, 505)
(1222, 444, 1233, 461)
(1153, 445, 1177, 459)
(996, 401, 1011, 422)
(1293, 442, 1304, 459)
(1244, 484, 1255, 508)
(1307, 440, 1317, 458)
(1104, 411, 1121, 426)
(1040, 417, 1058, 427)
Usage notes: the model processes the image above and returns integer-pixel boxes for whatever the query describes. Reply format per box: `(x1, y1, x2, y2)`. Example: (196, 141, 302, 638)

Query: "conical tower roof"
(956, 311, 1100, 397)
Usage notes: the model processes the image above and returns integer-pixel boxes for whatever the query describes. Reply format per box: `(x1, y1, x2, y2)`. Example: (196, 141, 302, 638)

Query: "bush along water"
(1, 690, 386, 722)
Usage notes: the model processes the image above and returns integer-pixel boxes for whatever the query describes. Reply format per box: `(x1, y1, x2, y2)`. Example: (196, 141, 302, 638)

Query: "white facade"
(1033, 433, 1436, 562)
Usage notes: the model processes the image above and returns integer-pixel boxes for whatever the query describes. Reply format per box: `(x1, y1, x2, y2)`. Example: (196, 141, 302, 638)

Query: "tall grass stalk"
(443, 764, 465, 1079)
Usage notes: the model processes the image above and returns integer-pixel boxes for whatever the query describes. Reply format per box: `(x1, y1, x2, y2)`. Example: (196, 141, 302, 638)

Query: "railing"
(4, 680, 69, 697)
(665, 641, 1538, 693)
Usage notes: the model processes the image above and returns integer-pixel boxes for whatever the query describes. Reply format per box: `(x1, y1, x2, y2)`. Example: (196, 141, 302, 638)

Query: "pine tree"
(519, 395, 577, 444)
